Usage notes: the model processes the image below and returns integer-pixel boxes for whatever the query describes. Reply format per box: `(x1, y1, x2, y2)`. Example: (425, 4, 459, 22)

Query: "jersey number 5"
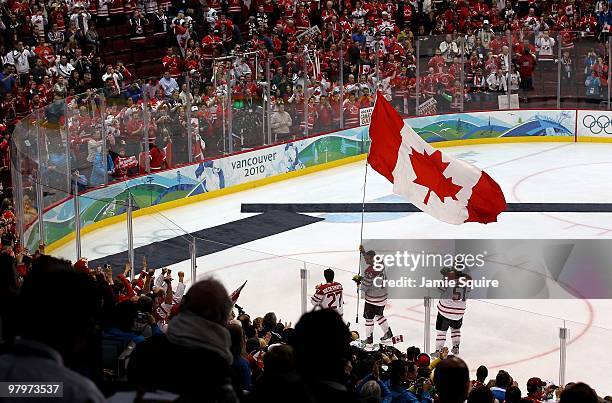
(452, 286, 466, 301)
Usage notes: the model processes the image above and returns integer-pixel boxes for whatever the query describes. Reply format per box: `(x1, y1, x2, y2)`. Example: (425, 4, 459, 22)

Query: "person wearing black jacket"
(127, 279, 238, 402)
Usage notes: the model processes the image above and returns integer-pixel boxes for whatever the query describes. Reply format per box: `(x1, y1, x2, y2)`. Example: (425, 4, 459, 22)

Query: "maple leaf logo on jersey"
(409, 148, 462, 204)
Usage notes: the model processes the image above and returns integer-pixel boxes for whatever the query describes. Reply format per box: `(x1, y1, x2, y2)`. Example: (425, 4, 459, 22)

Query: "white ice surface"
(53, 142, 612, 395)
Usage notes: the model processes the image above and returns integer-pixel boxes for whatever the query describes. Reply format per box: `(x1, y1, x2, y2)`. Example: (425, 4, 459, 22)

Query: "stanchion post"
(73, 173, 82, 260)
(557, 34, 562, 110)
(127, 193, 134, 279)
(143, 84, 151, 173)
(375, 41, 380, 83)
(185, 74, 194, 163)
(415, 39, 421, 115)
(507, 31, 512, 110)
(300, 263, 308, 315)
(559, 325, 569, 387)
(339, 49, 345, 129)
(11, 151, 25, 245)
(99, 93, 109, 185)
(34, 114, 45, 249)
(424, 296, 432, 354)
(460, 37, 465, 112)
(64, 101, 71, 190)
(190, 237, 197, 285)
(265, 57, 272, 145)
(608, 37, 612, 110)
(303, 48, 309, 138)
(226, 69, 233, 154)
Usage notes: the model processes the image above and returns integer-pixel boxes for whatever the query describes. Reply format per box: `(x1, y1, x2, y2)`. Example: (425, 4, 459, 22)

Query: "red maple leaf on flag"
(409, 148, 463, 204)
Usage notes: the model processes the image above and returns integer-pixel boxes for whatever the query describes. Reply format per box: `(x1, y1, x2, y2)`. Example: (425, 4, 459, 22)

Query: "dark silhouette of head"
(112, 300, 138, 332)
(495, 370, 512, 389)
(19, 256, 101, 364)
(505, 386, 522, 403)
(433, 356, 470, 403)
(476, 365, 488, 383)
(559, 382, 598, 403)
(180, 278, 232, 324)
(263, 344, 296, 375)
(467, 385, 494, 403)
(290, 309, 351, 383)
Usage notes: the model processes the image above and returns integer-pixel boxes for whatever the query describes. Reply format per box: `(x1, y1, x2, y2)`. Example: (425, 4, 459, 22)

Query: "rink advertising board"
(29, 127, 370, 251)
(577, 110, 612, 138)
(362, 239, 612, 299)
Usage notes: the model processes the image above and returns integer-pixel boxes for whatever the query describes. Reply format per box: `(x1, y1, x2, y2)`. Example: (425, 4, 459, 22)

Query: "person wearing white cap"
(70, 3, 91, 34)
(477, 19, 494, 50)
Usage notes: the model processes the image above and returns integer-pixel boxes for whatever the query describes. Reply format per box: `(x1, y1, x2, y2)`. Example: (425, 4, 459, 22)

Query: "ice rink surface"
(54, 142, 612, 394)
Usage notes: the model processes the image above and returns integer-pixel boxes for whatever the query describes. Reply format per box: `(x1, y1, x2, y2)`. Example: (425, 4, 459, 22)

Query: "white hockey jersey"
(437, 284, 468, 321)
(311, 281, 344, 316)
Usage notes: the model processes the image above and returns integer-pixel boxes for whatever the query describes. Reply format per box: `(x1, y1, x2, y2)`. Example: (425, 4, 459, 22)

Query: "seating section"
(99, 25, 166, 80)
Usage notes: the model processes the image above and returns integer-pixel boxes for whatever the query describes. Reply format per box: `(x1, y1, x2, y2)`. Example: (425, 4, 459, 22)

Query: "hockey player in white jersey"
(355, 245, 393, 344)
(434, 267, 470, 356)
(311, 268, 344, 316)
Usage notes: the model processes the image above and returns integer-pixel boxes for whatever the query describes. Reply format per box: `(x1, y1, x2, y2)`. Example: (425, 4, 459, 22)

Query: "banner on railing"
(359, 107, 373, 126)
(407, 109, 575, 142)
(577, 111, 612, 138)
(418, 97, 437, 116)
(27, 127, 369, 251)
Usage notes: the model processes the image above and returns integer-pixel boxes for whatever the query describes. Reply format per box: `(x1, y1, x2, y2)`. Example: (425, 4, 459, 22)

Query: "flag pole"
(356, 160, 368, 325)
(356, 93, 376, 324)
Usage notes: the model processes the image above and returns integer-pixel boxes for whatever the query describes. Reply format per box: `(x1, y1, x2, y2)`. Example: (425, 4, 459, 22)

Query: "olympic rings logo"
(582, 114, 612, 135)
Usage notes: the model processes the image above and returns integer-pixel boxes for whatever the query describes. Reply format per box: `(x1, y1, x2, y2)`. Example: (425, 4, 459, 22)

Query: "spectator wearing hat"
(525, 377, 549, 402)
(70, 3, 92, 34)
(127, 279, 238, 402)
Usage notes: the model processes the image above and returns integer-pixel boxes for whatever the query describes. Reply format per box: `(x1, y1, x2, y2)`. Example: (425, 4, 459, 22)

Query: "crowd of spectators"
(0, 250, 611, 402)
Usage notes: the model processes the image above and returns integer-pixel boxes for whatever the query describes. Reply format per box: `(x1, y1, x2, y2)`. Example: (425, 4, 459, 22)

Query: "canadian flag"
(368, 93, 506, 224)
(230, 280, 247, 304)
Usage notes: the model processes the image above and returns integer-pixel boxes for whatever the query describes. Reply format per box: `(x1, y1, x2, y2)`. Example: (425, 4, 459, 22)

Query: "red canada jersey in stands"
(421, 73, 437, 96)
(311, 281, 344, 315)
(428, 55, 445, 73)
(343, 100, 360, 127)
(162, 55, 182, 77)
